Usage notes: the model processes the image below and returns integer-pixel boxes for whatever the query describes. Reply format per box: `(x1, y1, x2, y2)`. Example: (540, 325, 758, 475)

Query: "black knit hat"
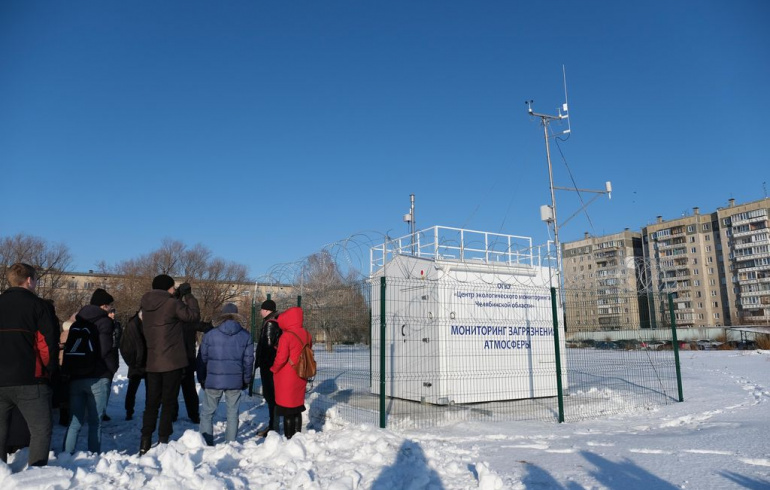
(260, 299, 276, 311)
(90, 288, 114, 306)
(152, 274, 175, 291)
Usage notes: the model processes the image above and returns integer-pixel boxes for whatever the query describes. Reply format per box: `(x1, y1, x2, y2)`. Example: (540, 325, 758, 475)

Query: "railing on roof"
(370, 225, 553, 275)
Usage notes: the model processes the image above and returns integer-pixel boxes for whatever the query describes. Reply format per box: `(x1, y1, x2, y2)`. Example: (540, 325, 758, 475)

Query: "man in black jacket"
(120, 310, 147, 421)
(0, 263, 59, 466)
(139, 274, 200, 454)
(255, 300, 280, 437)
(62, 288, 117, 454)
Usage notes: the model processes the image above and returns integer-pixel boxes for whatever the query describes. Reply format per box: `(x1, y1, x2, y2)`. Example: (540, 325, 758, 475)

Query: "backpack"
(62, 318, 101, 376)
(286, 330, 316, 380)
(119, 315, 146, 370)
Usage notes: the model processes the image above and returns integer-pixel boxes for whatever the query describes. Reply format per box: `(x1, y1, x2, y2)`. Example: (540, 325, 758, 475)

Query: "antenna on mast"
(561, 65, 571, 135)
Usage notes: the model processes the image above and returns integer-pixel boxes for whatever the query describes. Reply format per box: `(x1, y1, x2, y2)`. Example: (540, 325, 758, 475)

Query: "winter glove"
(177, 282, 192, 298)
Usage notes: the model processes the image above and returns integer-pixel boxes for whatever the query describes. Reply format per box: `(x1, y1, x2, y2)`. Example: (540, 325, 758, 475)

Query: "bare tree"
(0, 233, 80, 317)
(300, 251, 370, 351)
(100, 240, 251, 323)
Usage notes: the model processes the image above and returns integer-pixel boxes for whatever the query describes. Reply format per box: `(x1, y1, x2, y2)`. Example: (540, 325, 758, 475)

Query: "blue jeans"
(200, 389, 242, 444)
(64, 377, 109, 453)
(0, 384, 52, 466)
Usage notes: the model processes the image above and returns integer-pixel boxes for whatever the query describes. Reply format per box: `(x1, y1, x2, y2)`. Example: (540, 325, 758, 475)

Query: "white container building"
(370, 226, 566, 405)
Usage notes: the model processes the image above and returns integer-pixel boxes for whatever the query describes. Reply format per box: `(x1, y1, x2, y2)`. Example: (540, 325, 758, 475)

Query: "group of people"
(0, 263, 312, 467)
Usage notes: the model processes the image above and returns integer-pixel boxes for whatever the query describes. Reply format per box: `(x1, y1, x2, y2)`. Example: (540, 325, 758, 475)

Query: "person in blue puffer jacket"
(196, 303, 254, 446)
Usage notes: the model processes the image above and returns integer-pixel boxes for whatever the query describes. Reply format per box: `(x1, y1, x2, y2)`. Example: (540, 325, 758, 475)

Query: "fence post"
(297, 294, 302, 307)
(667, 293, 684, 402)
(550, 287, 565, 423)
(379, 277, 387, 429)
(249, 298, 257, 397)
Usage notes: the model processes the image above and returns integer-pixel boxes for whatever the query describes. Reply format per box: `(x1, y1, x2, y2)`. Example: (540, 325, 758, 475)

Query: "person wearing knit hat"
(196, 299, 253, 446)
(151, 274, 175, 291)
(63, 287, 118, 454)
(254, 299, 280, 437)
(138, 272, 200, 454)
(90, 288, 114, 307)
(260, 300, 276, 312)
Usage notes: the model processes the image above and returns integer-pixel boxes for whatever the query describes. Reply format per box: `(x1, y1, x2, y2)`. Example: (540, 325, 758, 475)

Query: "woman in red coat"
(270, 307, 311, 438)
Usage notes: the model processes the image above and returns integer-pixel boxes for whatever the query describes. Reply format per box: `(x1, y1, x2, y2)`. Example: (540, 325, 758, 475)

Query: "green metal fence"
(252, 278, 683, 429)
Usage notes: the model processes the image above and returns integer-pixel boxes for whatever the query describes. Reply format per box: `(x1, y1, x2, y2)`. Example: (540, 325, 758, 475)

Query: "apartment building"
(642, 207, 730, 328)
(716, 198, 770, 326)
(562, 229, 646, 331)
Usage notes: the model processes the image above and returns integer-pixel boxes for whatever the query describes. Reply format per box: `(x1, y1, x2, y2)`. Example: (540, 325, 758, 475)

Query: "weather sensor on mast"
(527, 66, 610, 290)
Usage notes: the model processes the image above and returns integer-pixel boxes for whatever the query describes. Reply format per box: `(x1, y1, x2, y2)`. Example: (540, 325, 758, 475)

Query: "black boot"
(284, 416, 295, 439)
(139, 436, 152, 455)
(293, 414, 302, 435)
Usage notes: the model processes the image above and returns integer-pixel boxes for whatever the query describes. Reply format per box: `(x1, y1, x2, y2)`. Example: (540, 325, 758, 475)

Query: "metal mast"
(527, 100, 569, 285)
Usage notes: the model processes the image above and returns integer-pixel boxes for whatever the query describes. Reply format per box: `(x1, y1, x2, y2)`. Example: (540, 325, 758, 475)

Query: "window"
(691, 247, 697, 253)
(694, 269, 699, 275)
(707, 257, 713, 263)
(711, 289, 717, 296)
(713, 313, 720, 320)
(687, 225, 695, 233)
(706, 246, 712, 252)
(713, 301, 719, 308)
(706, 235, 711, 241)
(709, 268, 715, 274)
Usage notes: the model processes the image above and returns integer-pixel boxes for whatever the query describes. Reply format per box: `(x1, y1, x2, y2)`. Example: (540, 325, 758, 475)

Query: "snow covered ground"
(1, 349, 768, 489)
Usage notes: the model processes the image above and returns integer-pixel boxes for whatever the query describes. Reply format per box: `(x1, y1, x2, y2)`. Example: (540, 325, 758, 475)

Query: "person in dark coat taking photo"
(138, 274, 200, 454)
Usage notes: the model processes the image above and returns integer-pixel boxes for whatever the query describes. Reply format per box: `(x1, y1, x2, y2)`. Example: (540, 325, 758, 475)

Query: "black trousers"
(141, 369, 183, 441)
(259, 366, 276, 429)
(124, 374, 146, 416)
(178, 359, 199, 420)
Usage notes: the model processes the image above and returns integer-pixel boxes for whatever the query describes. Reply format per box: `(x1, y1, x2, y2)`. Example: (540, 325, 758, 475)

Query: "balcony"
(730, 213, 767, 227)
(734, 250, 770, 262)
(738, 309, 770, 321)
(732, 226, 769, 239)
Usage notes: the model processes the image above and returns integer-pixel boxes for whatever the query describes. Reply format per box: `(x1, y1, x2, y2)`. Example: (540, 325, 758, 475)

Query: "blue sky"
(2, 1, 768, 279)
